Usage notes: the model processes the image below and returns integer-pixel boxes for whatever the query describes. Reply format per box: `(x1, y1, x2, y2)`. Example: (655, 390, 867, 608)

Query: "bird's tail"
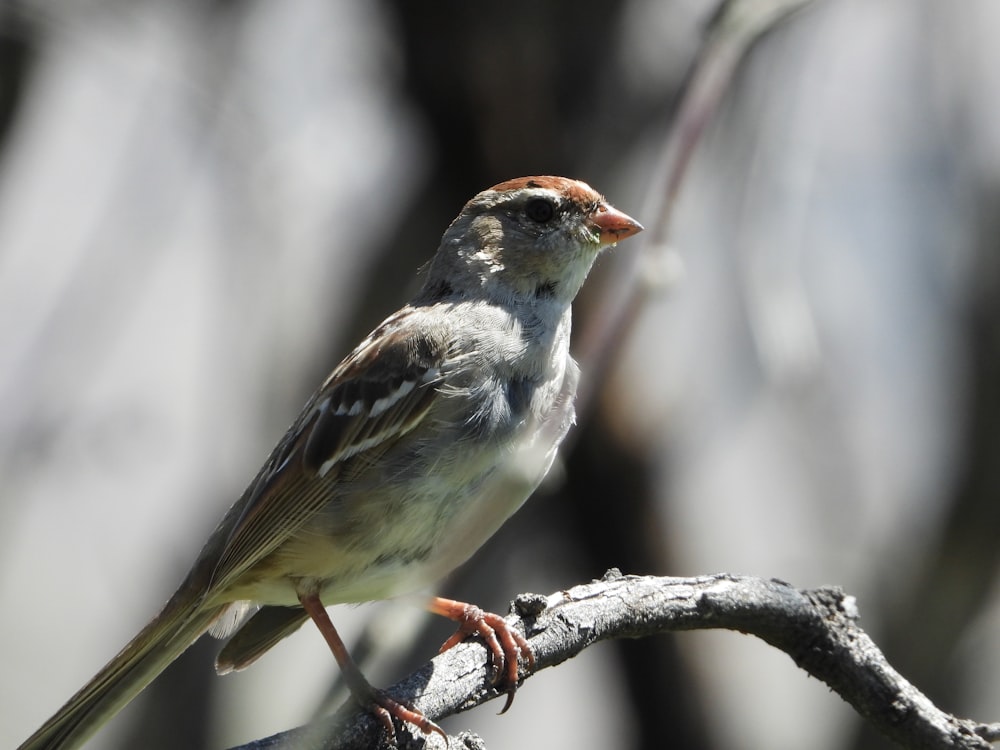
(18, 586, 226, 750)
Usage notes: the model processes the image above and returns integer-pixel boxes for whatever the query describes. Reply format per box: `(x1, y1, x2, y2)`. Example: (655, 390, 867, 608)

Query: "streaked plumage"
(19, 176, 642, 749)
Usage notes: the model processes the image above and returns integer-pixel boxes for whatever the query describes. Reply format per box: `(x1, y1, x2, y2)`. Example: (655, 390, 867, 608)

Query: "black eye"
(525, 198, 555, 223)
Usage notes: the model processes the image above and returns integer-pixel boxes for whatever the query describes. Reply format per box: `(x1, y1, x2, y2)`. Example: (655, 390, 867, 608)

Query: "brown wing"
(206, 318, 447, 593)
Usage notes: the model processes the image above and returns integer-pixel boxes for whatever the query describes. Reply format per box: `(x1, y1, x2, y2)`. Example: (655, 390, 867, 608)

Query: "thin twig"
(575, 0, 816, 420)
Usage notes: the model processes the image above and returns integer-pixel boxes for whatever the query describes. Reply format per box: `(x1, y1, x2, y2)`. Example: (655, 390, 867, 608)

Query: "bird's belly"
(252, 434, 556, 605)
(228, 358, 576, 608)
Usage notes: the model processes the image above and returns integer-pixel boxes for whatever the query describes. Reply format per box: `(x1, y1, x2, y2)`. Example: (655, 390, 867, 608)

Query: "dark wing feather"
(216, 606, 310, 673)
(207, 320, 447, 593)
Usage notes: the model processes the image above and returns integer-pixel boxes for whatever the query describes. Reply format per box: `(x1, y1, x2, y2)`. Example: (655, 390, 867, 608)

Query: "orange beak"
(589, 203, 643, 246)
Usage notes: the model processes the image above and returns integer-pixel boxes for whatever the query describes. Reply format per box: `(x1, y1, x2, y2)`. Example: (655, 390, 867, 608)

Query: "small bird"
(19, 176, 642, 749)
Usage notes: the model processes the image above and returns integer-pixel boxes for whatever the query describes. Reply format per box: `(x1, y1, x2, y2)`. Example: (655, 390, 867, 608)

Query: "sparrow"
(18, 175, 642, 749)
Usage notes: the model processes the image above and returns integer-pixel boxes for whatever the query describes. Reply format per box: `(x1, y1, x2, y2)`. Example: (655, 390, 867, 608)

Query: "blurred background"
(2, 0, 999, 748)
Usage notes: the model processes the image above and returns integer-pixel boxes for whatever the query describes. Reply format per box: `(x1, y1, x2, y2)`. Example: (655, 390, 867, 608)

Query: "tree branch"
(230, 571, 1000, 750)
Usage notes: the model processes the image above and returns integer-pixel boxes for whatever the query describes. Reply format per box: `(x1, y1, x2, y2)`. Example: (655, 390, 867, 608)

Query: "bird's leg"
(428, 596, 534, 713)
(299, 593, 445, 741)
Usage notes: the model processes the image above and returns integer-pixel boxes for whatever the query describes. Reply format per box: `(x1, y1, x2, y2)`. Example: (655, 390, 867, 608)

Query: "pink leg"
(300, 593, 445, 741)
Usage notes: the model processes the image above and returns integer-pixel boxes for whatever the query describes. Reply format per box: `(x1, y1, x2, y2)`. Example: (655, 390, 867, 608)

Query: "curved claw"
(368, 688, 447, 742)
(429, 596, 535, 711)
